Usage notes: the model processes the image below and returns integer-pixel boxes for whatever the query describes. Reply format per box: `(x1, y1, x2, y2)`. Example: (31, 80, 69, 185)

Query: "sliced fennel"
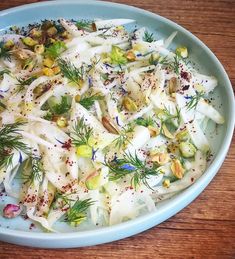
(0, 17, 224, 231)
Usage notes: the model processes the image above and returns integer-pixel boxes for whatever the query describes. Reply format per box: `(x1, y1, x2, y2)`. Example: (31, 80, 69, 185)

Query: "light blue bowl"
(0, 0, 234, 248)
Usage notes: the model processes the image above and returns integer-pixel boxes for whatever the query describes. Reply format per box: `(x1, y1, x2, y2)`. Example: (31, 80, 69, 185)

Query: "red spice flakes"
(24, 194, 37, 204)
(182, 85, 190, 91)
(62, 139, 72, 151)
(125, 186, 134, 191)
(180, 71, 191, 82)
(29, 223, 36, 230)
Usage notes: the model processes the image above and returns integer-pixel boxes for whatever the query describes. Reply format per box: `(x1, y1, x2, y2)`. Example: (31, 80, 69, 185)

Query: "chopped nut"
(151, 152, 170, 165)
(176, 46, 188, 58)
(179, 141, 196, 158)
(85, 171, 101, 190)
(52, 66, 60, 75)
(34, 44, 44, 54)
(122, 96, 138, 112)
(56, 117, 67, 128)
(115, 26, 124, 31)
(75, 94, 81, 102)
(171, 159, 185, 179)
(61, 31, 70, 39)
(162, 179, 170, 188)
(22, 58, 35, 70)
(161, 124, 174, 139)
(42, 67, 54, 76)
(41, 20, 54, 30)
(30, 28, 42, 38)
(126, 50, 136, 61)
(176, 129, 189, 141)
(102, 116, 119, 134)
(3, 204, 22, 219)
(43, 57, 54, 68)
(76, 145, 92, 158)
(4, 40, 14, 49)
(167, 143, 179, 154)
(148, 125, 159, 137)
(47, 27, 58, 37)
(22, 37, 38, 47)
(194, 83, 205, 93)
(169, 77, 179, 94)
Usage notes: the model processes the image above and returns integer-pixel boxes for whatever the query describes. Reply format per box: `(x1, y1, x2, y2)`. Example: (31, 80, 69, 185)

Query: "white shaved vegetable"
(0, 17, 224, 231)
(94, 19, 135, 29)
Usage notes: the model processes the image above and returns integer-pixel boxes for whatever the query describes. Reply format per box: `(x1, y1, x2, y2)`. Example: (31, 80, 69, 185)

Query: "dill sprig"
(54, 192, 75, 209)
(79, 94, 104, 110)
(0, 100, 6, 110)
(186, 91, 205, 110)
(160, 56, 180, 74)
(0, 69, 10, 79)
(135, 117, 154, 127)
(16, 76, 37, 93)
(21, 156, 44, 184)
(158, 106, 181, 135)
(71, 118, 93, 146)
(0, 42, 11, 61)
(76, 20, 94, 31)
(150, 55, 181, 75)
(112, 125, 133, 149)
(160, 106, 181, 122)
(58, 59, 85, 85)
(143, 31, 155, 43)
(0, 122, 30, 169)
(105, 152, 161, 189)
(50, 95, 72, 115)
(64, 198, 94, 225)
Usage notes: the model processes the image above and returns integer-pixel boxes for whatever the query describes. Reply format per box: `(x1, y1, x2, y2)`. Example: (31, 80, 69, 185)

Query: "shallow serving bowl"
(0, 0, 234, 248)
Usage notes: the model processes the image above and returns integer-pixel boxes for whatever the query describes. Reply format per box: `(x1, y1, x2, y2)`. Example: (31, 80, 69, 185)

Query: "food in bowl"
(0, 18, 224, 231)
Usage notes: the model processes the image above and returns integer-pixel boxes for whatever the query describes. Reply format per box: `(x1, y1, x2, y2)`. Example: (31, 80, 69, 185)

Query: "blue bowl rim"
(0, 0, 234, 244)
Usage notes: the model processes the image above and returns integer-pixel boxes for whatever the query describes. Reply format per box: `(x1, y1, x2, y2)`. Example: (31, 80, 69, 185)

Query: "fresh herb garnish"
(0, 100, 6, 110)
(149, 54, 181, 75)
(135, 117, 154, 127)
(159, 106, 181, 122)
(112, 125, 133, 149)
(186, 91, 205, 111)
(54, 192, 75, 209)
(71, 118, 93, 146)
(105, 152, 161, 189)
(58, 59, 85, 86)
(50, 95, 72, 115)
(16, 76, 37, 93)
(0, 42, 11, 60)
(64, 198, 94, 225)
(100, 73, 109, 81)
(143, 31, 155, 43)
(44, 41, 67, 59)
(79, 94, 104, 110)
(21, 156, 44, 184)
(158, 106, 181, 134)
(43, 96, 72, 120)
(0, 122, 30, 169)
(76, 20, 94, 31)
(0, 69, 10, 80)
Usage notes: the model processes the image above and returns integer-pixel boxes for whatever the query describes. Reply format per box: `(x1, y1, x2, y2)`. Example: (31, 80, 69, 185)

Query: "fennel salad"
(0, 18, 224, 231)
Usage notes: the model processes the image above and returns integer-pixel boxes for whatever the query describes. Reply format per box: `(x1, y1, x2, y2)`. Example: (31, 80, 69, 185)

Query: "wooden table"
(0, 0, 234, 258)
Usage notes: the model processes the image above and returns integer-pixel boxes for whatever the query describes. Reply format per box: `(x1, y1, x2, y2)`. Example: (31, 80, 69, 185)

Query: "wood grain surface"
(0, 0, 234, 258)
